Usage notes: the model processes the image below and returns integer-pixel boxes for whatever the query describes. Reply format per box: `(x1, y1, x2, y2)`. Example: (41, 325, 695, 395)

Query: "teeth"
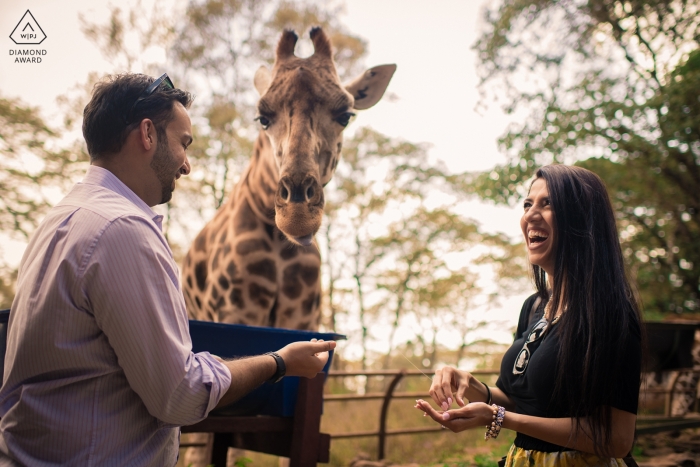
(528, 230, 548, 239)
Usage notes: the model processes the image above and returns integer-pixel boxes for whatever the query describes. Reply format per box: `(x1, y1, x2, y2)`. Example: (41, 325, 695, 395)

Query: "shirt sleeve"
(79, 215, 231, 426)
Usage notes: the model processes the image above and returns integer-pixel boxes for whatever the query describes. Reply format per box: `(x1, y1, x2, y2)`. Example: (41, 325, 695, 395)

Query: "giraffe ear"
(254, 66, 272, 96)
(344, 64, 396, 110)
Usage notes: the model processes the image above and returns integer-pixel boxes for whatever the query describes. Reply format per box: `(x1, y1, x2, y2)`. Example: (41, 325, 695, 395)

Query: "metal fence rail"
(325, 368, 700, 460)
(324, 369, 497, 459)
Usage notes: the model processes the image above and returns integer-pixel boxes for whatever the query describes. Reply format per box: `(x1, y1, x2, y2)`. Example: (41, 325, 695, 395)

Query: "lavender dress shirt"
(0, 166, 231, 466)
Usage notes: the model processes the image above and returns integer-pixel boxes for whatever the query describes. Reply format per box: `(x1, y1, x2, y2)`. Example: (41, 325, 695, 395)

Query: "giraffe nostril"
(306, 186, 314, 200)
(280, 186, 289, 201)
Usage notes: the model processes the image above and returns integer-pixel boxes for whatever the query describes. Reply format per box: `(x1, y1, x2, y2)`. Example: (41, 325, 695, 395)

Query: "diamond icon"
(10, 10, 46, 45)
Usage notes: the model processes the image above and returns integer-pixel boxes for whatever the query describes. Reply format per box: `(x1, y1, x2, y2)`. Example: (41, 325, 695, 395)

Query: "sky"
(0, 0, 531, 348)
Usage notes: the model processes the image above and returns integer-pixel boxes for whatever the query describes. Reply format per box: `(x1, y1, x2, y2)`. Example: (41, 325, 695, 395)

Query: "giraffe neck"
(234, 130, 279, 225)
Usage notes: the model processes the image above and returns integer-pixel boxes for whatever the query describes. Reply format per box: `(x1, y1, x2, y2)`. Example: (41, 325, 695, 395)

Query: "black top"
(495, 294, 641, 452)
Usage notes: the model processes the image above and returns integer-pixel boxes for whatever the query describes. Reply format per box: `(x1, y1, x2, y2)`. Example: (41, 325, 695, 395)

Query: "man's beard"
(150, 139, 175, 204)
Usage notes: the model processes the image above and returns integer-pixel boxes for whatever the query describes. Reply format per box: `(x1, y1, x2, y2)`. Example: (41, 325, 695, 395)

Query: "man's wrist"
(264, 351, 286, 383)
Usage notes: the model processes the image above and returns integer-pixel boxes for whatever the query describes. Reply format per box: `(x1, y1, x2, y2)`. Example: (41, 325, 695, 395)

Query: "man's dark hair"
(82, 74, 193, 160)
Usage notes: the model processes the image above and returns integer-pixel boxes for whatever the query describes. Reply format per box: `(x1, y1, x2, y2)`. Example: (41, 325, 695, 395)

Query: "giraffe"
(180, 26, 394, 467)
(182, 27, 395, 330)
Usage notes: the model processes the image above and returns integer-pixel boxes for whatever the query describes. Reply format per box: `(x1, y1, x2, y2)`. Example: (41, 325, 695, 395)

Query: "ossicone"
(310, 27, 332, 59)
(276, 29, 299, 61)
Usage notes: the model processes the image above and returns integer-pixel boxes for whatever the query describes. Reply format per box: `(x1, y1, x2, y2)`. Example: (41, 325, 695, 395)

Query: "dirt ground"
(636, 428, 700, 467)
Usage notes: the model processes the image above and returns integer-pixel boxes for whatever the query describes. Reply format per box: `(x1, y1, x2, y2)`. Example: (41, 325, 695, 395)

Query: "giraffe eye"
(335, 112, 355, 127)
(255, 115, 271, 129)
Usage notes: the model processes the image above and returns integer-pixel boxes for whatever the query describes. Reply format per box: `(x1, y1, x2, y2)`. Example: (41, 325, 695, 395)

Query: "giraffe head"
(253, 27, 395, 246)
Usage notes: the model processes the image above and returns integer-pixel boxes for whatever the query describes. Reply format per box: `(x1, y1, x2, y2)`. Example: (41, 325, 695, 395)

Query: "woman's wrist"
(468, 374, 491, 404)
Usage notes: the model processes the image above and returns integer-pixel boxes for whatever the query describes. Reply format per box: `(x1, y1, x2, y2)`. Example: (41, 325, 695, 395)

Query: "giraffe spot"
(249, 282, 275, 308)
(218, 275, 230, 290)
(283, 307, 295, 318)
(220, 229, 228, 243)
(236, 238, 272, 256)
(282, 263, 317, 299)
(186, 276, 193, 288)
(195, 296, 202, 309)
(337, 142, 342, 152)
(223, 244, 231, 256)
(245, 312, 259, 322)
(268, 300, 278, 327)
(235, 200, 258, 234)
(185, 255, 191, 266)
(300, 265, 319, 286)
(212, 287, 219, 300)
(230, 288, 244, 309)
(280, 247, 299, 260)
(226, 261, 244, 284)
(247, 259, 277, 283)
(298, 321, 311, 331)
(195, 261, 208, 292)
(195, 233, 207, 252)
(212, 248, 221, 271)
(264, 223, 275, 240)
(302, 293, 316, 316)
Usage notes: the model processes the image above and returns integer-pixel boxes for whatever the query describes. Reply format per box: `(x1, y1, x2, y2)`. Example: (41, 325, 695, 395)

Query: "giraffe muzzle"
(277, 175, 320, 204)
(274, 175, 324, 244)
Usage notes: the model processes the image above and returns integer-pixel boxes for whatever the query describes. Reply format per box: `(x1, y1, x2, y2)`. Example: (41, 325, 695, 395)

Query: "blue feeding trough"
(0, 309, 344, 417)
(188, 319, 345, 417)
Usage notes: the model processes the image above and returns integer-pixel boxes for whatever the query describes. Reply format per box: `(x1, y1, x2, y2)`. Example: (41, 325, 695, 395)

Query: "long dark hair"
(531, 165, 642, 456)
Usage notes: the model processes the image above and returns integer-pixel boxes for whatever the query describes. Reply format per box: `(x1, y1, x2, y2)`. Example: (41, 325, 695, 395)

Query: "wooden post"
(289, 373, 326, 467)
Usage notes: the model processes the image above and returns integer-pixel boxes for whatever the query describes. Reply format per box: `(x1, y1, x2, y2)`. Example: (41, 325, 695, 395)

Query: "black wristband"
(264, 351, 286, 383)
(482, 381, 492, 405)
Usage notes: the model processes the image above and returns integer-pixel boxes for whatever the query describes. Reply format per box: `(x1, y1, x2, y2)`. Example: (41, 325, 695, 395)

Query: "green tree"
(322, 128, 526, 368)
(471, 0, 700, 314)
(0, 95, 88, 307)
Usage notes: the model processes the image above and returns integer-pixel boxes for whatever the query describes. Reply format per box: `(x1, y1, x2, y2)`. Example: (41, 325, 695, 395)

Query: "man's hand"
(277, 339, 336, 378)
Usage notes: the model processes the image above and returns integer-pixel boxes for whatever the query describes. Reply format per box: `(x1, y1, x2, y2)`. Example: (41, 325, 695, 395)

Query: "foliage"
(322, 127, 526, 368)
(470, 0, 700, 313)
(0, 93, 88, 308)
(0, 96, 87, 241)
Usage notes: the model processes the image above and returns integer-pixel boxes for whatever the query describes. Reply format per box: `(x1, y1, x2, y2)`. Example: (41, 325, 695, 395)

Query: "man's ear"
(138, 119, 157, 151)
(344, 64, 396, 110)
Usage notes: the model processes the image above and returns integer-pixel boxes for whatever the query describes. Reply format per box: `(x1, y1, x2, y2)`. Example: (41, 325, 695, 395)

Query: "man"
(0, 73, 335, 466)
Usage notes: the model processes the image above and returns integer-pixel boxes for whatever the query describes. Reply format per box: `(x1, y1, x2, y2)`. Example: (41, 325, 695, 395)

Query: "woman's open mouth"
(528, 229, 549, 247)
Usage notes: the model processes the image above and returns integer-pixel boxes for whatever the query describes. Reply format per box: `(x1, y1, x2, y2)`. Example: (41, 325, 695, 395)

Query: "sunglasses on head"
(123, 73, 175, 125)
(512, 317, 551, 375)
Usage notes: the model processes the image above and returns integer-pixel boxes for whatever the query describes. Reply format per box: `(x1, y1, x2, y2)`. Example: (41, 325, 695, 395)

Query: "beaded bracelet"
(484, 404, 505, 440)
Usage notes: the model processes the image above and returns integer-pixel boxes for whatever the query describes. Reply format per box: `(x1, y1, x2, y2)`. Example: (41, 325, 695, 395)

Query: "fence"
(325, 368, 700, 460)
(324, 369, 496, 460)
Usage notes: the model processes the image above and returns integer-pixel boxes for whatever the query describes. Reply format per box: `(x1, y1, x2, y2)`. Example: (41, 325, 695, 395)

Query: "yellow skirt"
(505, 445, 628, 467)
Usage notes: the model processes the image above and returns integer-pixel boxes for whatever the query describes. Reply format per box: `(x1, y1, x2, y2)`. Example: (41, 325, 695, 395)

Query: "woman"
(416, 165, 643, 466)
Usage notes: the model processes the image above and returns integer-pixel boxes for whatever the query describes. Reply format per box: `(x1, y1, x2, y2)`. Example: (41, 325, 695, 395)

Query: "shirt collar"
(81, 165, 165, 230)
